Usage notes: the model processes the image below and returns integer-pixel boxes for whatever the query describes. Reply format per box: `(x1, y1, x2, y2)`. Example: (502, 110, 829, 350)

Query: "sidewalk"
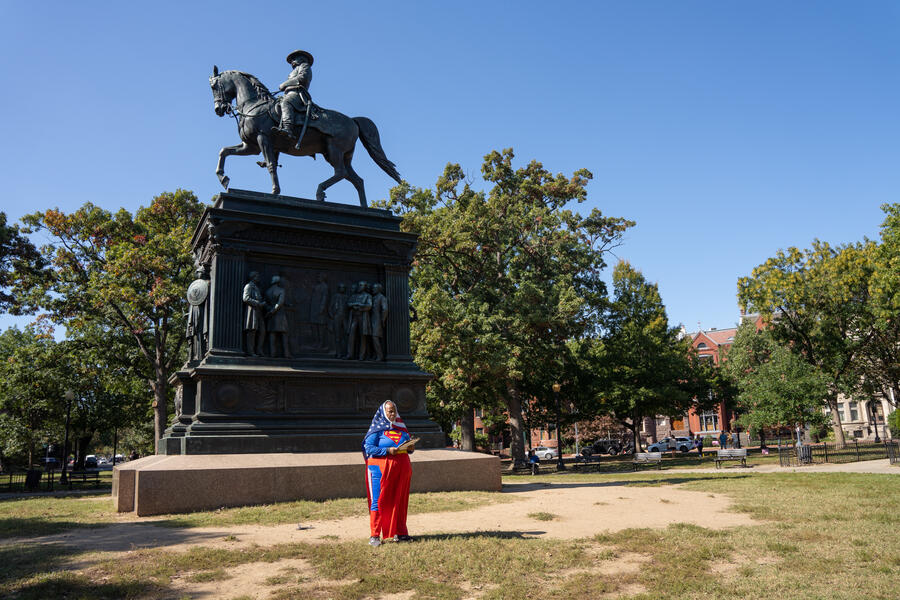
(677, 458, 898, 475)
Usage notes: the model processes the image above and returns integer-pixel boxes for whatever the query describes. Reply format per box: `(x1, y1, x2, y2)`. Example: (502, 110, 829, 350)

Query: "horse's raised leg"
(216, 142, 258, 189)
(315, 144, 349, 203)
(344, 156, 367, 208)
(257, 134, 280, 195)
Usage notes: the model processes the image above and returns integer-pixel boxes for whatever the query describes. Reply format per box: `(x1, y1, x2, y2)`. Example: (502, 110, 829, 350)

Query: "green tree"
(738, 240, 875, 446)
(383, 149, 632, 464)
(0, 323, 69, 467)
(0, 211, 43, 311)
(596, 261, 706, 451)
(861, 203, 900, 408)
(725, 322, 829, 440)
(14, 190, 203, 449)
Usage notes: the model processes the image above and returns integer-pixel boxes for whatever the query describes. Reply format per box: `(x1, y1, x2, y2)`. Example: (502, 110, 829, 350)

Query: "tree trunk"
(632, 409, 642, 453)
(758, 428, 767, 450)
(506, 383, 527, 469)
(826, 392, 846, 448)
(76, 433, 93, 470)
(152, 365, 168, 454)
(458, 409, 476, 452)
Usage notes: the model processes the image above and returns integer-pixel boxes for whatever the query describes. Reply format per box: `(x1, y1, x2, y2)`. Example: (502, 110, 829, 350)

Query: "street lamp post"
(59, 390, 74, 485)
(871, 402, 881, 443)
(552, 383, 566, 471)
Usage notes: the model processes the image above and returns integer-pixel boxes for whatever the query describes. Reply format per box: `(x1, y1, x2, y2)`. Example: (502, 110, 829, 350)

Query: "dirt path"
(23, 479, 756, 553)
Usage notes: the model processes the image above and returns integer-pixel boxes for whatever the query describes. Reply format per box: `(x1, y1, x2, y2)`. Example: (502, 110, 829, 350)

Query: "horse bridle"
(211, 73, 279, 122)
(210, 76, 234, 116)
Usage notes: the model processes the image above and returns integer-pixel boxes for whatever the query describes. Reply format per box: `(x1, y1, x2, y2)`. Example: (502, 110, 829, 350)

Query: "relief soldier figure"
(274, 49, 317, 141)
(186, 265, 211, 361)
(346, 280, 372, 360)
(242, 271, 267, 356)
(328, 282, 349, 358)
(310, 273, 329, 350)
(370, 283, 389, 361)
(265, 275, 292, 359)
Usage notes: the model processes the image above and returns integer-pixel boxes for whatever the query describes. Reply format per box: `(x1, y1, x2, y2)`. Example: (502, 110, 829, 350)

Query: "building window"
(699, 410, 719, 432)
(848, 402, 859, 421)
(656, 417, 668, 428)
(476, 428, 483, 435)
(474, 407, 483, 418)
(697, 343, 708, 349)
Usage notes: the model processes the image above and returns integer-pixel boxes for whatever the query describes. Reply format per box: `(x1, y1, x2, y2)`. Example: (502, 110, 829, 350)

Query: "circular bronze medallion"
(187, 279, 210, 305)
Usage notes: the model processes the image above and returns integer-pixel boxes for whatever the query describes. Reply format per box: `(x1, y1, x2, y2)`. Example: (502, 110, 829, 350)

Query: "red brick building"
(646, 314, 765, 443)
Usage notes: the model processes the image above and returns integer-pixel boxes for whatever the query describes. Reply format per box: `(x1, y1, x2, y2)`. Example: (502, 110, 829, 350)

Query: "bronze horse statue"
(209, 66, 401, 207)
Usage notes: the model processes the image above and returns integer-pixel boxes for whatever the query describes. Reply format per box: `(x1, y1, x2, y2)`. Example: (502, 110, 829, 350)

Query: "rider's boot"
(274, 118, 294, 138)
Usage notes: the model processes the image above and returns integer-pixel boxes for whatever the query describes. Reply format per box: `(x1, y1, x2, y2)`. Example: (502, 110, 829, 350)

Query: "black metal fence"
(0, 469, 57, 493)
(778, 439, 898, 467)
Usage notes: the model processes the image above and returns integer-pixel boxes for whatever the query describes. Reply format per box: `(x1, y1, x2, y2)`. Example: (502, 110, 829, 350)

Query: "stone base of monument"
(112, 449, 501, 516)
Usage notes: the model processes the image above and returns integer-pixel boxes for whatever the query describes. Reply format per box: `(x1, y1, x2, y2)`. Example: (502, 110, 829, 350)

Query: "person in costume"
(363, 400, 414, 546)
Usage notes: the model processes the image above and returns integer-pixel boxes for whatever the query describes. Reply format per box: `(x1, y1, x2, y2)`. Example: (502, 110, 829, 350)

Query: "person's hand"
(407, 447, 415, 454)
(387, 447, 397, 455)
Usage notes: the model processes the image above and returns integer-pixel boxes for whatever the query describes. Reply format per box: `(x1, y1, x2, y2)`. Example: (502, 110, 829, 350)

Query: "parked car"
(647, 437, 694, 453)
(532, 446, 558, 460)
(581, 439, 622, 457)
(83, 455, 99, 469)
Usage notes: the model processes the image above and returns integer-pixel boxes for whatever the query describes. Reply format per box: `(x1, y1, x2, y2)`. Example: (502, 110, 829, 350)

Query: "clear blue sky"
(2, 1, 898, 334)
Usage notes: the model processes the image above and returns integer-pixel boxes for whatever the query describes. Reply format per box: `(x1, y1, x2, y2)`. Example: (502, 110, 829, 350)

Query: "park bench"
(715, 448, 748, 469)
(632, 452, 662, 470)
(64, 470, 101, 488)
(573, 453, 601, 468)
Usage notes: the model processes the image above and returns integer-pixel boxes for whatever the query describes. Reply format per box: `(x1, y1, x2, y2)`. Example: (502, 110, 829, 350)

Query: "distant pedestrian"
(694, 435, 704, 459)
(129, 450, 139, 461)
(718, 431, 727, 449)
(733, 431, 741, 449)
(529, 450, 540, 475)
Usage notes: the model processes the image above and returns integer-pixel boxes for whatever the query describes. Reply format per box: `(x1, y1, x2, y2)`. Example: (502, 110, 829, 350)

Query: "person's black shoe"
(369, 536, 381, 547)
(393, 534, 413, 542)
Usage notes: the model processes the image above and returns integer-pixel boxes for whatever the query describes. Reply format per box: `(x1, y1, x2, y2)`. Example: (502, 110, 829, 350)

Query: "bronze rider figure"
(275, 49, 316, 140)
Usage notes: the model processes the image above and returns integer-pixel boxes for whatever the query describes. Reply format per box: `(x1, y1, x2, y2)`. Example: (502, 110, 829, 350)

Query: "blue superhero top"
(364, 428, 412, 458)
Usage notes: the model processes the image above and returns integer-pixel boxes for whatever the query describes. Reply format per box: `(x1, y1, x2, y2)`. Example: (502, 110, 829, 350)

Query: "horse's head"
(209, 65, 234, 117)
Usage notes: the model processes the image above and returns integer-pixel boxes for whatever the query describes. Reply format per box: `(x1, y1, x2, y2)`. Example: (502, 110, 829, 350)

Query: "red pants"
(366, 453, 412, 538)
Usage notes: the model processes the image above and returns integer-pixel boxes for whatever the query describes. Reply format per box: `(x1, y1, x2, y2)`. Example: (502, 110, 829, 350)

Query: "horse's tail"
(354, 117, 402, 184)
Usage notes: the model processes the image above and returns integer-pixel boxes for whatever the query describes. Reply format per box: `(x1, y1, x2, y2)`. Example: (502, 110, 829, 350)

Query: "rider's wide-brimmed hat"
(286, 50, 314, 66)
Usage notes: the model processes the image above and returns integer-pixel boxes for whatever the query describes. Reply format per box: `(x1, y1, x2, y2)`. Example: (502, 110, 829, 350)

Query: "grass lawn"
(0, 489, 513, 538)
(2, 470, 899, 599)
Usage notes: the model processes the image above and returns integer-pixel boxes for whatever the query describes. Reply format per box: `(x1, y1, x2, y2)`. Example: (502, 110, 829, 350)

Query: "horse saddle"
(272, 101, 342, 140)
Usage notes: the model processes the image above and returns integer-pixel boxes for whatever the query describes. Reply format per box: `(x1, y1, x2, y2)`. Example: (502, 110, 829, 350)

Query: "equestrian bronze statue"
(209, 51, 401, 207)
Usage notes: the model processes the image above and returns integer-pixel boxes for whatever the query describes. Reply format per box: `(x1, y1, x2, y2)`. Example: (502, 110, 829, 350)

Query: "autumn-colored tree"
(14, 190, 203, 449)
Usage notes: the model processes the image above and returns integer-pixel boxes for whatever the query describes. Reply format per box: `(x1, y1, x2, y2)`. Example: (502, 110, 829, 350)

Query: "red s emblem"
(385, 430, 403, 444)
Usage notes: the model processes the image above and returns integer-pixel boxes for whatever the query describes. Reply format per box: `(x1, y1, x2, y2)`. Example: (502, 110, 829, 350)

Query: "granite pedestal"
(112, 449, 501, 516)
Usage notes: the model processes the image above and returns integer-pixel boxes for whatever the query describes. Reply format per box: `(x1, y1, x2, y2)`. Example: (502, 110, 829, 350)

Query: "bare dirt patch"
(168, 557, 354, 599)
(18, 479, 757, 554)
